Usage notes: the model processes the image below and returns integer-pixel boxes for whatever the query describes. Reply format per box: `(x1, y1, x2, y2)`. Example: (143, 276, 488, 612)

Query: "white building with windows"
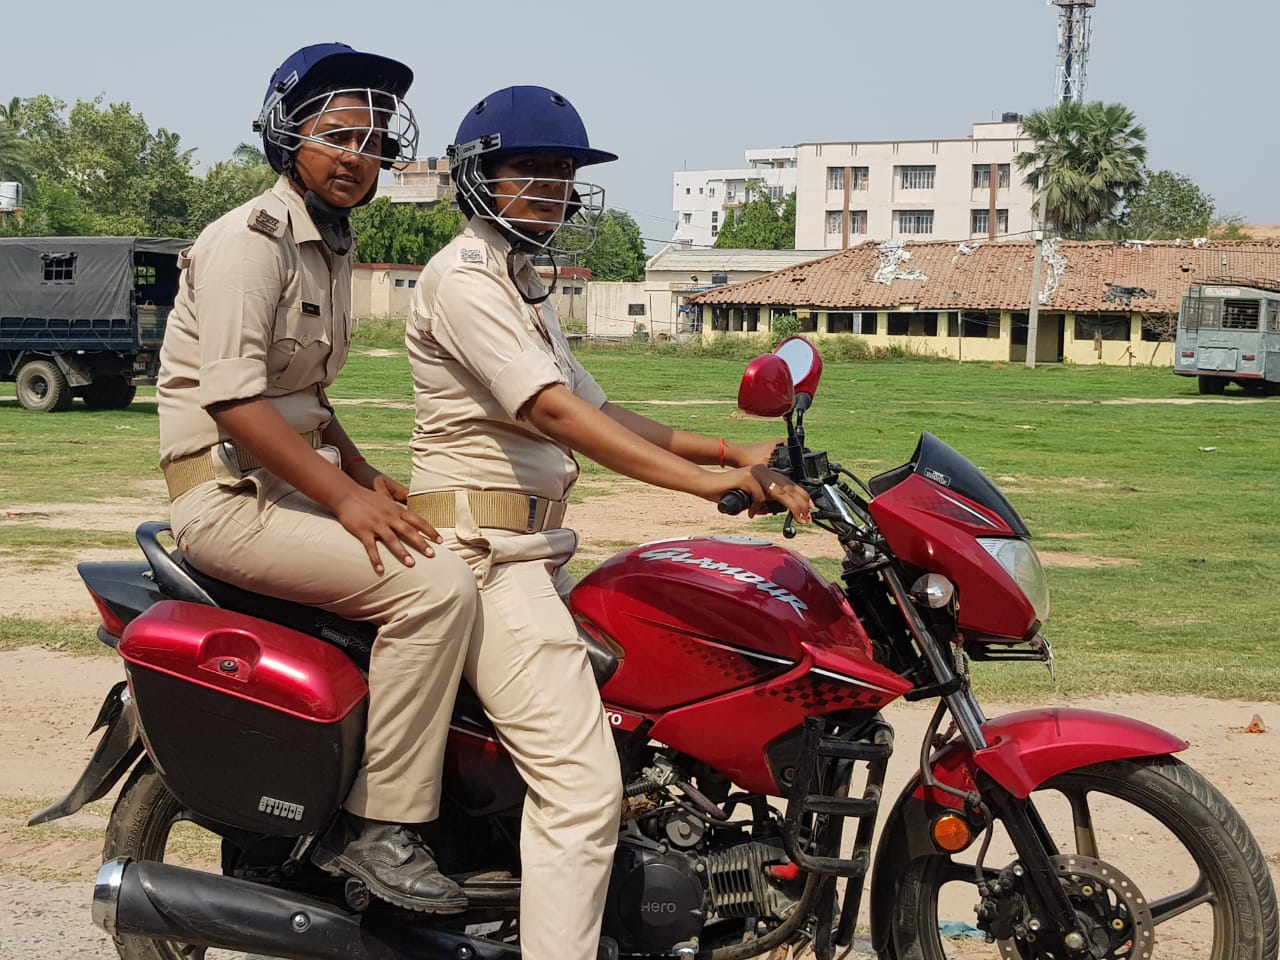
(672, 148, 797, 248)
(793, 118, 1035, 250)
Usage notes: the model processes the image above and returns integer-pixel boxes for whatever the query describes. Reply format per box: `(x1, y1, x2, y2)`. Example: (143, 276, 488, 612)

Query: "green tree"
(15, 94, 197, 237)
(579, 209, 645, 281)
(0, 97, 23, 130)
(713, 181, 795, 249)
(186, 142, 277, 235)
(0, 127, 37, 195)
(1016, 101, 1147, 239)
(351, 198, 464, 264)
(1117, 169, 1215, 240)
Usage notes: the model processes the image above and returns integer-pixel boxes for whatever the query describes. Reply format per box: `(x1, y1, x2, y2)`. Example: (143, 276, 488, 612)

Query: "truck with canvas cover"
(0, 237, 186, 411)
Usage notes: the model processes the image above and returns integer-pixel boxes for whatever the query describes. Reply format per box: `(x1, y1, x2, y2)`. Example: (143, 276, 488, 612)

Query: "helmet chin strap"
(284, 154, 377, 256)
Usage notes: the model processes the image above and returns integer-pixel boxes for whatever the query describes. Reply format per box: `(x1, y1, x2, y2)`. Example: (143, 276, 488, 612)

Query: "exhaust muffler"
(94, 858, 400, 960)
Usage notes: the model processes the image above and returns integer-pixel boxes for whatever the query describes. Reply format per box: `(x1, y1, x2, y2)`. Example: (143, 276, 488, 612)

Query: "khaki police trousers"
(171, 470, 478, 824)
(446, 522, 622, 960)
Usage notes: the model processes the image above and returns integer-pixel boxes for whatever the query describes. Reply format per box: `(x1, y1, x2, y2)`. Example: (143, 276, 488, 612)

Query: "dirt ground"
(1, 482, 1277, 959)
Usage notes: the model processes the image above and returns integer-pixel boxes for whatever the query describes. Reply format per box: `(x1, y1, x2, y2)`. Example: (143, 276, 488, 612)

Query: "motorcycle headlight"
(976, 537, 1051, 623)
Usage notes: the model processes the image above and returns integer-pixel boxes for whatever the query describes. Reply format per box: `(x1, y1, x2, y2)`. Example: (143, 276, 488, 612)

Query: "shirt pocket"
(267, 302, 332, 393)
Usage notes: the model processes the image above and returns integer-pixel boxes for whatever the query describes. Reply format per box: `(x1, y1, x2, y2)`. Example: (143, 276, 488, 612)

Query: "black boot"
(313, 811, 467, 914)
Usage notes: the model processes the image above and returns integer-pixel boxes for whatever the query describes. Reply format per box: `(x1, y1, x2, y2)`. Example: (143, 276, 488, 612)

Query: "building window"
(685, 187, 691, 194)
(767, 184, 785, 201)
(708, 187, 716, 198)
(41, 254, 76, 282)
(1269, 300, 1280, 332)
(1074, 314, 1131, 341)
(827, 167, 844, 190)
(826, 211, 843, 235)
(960, 311, 1000, 339)
(711, 227, 719, 237)
(407, 279, 417, 288)
(682, 212, 692, 224)
(898, 165, 935, 190)
(711, 211, 718, 224)
(394, 278, 405, 288)
(971, 209, 1009, 234)
(849, 210, 867, 235)
(851, 166, 869, 190)
(698, 187, 704, 195)
(972, 163, 1011, 189)
(896, 210, 934, 235)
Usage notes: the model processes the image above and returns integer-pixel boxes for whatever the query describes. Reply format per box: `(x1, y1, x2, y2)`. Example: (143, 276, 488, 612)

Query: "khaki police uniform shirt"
(157, 176, 350, 467)
(406, 218, 607, 503)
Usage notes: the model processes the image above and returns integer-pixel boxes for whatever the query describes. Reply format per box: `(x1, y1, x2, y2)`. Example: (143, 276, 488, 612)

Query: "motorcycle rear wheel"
(889, 756, 1278, 960)
(102, 760, 279, 960)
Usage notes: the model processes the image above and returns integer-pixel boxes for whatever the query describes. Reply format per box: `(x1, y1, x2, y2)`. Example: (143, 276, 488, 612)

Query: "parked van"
(1173, 284, 1280, 395)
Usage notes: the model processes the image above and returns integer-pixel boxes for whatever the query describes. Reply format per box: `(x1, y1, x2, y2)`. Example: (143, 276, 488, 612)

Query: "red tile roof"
(688, 239, 1280, 314)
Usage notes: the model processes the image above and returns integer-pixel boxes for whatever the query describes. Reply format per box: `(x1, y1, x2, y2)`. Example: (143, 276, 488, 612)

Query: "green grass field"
(2, 339, 1278, 700)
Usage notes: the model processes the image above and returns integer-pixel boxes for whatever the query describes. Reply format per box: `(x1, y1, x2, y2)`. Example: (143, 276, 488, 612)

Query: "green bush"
(352, 315, 408, 348)
(770, 313, 802, 346)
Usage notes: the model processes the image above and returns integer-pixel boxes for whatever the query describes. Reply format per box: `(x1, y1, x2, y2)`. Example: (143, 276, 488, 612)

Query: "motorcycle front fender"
(27, 680, 142, 826)
(868, 708, 1187, 958)
(926, 707, 1189, 803)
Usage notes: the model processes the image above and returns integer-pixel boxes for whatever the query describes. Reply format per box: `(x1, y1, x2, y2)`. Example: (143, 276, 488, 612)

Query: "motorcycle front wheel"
(102, 760, 280, 960)
(889, 756, 1278, 960)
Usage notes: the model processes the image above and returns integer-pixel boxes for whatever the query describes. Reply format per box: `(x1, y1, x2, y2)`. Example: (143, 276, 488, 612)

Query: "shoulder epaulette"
(247, 194, 289, 239)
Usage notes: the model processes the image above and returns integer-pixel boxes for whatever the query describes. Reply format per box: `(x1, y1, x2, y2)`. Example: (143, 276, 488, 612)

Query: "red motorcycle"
(32, 337, 1277, 960)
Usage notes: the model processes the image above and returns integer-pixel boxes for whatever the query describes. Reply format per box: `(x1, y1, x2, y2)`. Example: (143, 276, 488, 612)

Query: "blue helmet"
(255, 43, 419, 175)
(449, 86, 615, 256)
(450, 86, 617, 168)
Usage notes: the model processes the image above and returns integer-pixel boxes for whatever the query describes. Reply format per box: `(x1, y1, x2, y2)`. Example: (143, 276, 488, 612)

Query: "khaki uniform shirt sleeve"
(429, 264, 566, 419)
(562, 336, 607, 408)
(192, 227, 286, 408)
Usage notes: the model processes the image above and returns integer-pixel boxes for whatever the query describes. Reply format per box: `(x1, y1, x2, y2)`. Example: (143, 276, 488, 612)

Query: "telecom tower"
(1053, 0, 1096, 104)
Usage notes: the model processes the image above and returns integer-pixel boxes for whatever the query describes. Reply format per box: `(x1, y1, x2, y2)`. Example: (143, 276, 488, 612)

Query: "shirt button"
(301, 335, 311, 345)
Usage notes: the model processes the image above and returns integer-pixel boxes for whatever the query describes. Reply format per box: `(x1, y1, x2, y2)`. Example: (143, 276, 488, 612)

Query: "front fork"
(882, 565, 1095, 956)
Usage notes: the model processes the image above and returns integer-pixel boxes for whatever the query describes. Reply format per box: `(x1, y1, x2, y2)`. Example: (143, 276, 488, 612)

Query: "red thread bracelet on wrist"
(718, 437, 727, 468)
(343, 454, 367, 472)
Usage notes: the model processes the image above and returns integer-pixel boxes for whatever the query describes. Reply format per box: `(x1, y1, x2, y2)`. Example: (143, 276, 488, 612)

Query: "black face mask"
(303, 190, 355, 256)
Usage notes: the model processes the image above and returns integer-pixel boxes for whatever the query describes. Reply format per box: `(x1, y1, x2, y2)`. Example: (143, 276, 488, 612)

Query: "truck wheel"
(15, 359, 74, 412)
(1197, 375, 1227, 395)
(82, 375, 137, 410)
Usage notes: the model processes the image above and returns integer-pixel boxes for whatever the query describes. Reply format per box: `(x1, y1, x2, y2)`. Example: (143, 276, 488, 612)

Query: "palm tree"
(0, 127, 37, 194)
(1016, 101, 1147, 239)
(0, 97, 22, 130)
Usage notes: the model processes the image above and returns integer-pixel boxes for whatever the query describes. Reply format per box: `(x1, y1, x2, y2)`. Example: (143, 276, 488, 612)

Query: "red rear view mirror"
(773, 336, 823, 405)
(737, 354, 795, 418)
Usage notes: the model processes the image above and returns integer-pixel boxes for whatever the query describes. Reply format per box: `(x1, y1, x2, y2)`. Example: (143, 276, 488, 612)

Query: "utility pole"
(1025, 198, 1048, 369)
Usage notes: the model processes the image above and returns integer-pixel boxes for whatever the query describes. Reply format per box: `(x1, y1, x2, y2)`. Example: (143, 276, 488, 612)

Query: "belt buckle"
(525, 495, 540, 534)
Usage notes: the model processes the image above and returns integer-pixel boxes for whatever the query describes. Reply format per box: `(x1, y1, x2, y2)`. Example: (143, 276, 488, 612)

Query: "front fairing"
(867, 433, 1040, 640)
(869, 432, 1030, 537)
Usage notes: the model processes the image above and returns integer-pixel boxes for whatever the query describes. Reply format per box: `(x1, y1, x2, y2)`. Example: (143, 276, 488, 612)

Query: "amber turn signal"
(931, 813, 973, 852)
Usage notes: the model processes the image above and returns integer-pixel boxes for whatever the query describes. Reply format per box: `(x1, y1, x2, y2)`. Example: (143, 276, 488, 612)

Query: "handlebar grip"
(718, 489, 752, 515)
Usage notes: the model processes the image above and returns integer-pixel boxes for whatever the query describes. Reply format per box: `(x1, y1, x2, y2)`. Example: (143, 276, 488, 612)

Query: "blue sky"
(3, 0, 1274, 247)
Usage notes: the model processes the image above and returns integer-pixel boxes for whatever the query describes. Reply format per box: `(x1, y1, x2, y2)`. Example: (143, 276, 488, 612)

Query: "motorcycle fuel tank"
(572, 535, 889, 712)
(118, 600, 368, 836)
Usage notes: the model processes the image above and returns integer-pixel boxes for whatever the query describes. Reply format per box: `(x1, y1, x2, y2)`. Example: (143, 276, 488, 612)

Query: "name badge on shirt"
(301, 302, 321, 316)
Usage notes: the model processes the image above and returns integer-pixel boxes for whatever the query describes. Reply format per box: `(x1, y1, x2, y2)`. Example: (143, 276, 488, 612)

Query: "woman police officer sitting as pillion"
(156, 44, 477, 914)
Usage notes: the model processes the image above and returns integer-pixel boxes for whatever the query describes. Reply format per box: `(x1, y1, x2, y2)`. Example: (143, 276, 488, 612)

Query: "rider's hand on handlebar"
(711, 466, 813, 522)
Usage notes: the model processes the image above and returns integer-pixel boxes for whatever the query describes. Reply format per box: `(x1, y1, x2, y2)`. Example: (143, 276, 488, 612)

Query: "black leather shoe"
(313, 811, 467, 914)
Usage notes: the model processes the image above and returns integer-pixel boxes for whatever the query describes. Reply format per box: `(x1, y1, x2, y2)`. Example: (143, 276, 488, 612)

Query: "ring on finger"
(767, 481, 778, 492)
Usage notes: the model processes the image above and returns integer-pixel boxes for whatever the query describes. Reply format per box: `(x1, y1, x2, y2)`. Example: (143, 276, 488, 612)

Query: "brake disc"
(997, 854, 1155, 960)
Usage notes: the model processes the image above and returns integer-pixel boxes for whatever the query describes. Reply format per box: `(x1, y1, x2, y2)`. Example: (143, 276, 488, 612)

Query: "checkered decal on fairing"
(756, 672, 888, 711)
(675, 635, 784, 685)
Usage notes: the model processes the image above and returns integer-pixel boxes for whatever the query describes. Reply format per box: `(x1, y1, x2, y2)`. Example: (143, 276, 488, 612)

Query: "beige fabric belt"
(163, 429, 324, 501)
(407, 490, 568, 535)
